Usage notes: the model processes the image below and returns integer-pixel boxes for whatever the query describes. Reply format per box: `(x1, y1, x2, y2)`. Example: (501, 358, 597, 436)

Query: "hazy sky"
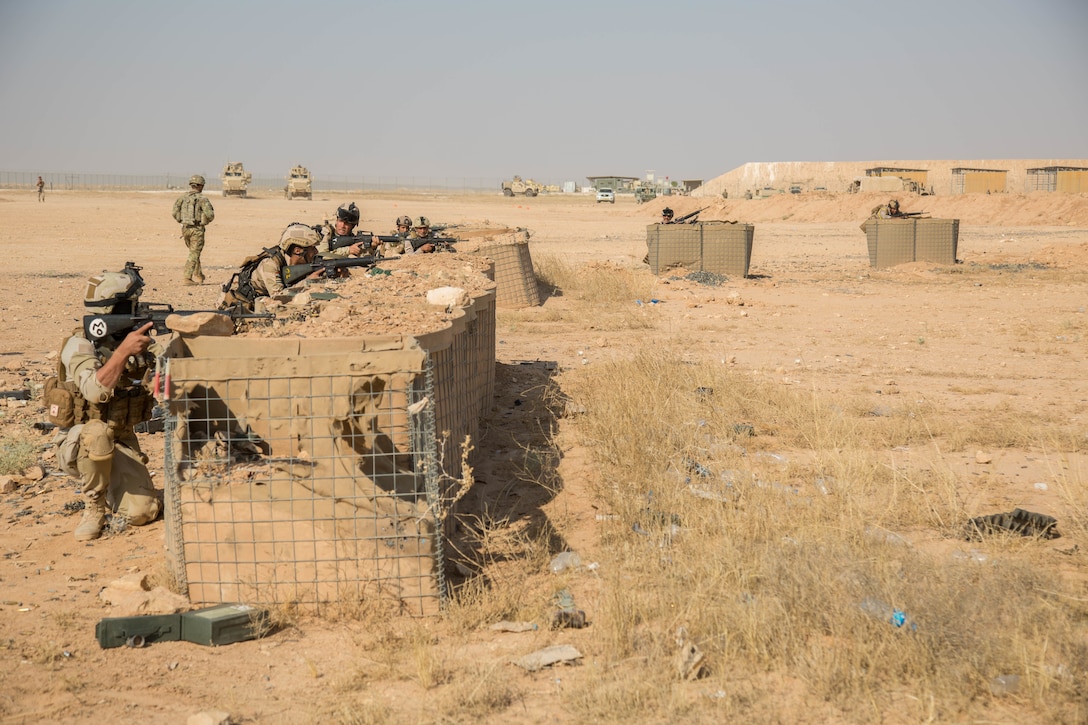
(1, 0, 1085, 182)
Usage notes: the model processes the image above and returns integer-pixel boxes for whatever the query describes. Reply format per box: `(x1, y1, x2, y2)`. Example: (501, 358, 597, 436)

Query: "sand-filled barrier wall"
(162, 259, 496, 616)
(646, 221, 754, 277)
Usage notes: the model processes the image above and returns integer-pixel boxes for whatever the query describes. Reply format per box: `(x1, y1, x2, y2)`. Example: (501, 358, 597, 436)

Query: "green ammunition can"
(180, 603, 269, 646)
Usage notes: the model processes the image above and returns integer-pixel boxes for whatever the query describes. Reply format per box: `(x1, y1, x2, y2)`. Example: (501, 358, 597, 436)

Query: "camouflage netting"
(163, 253, 497, 616)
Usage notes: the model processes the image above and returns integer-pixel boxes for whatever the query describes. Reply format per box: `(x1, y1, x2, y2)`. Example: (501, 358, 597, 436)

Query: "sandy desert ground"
(0, 187, 1085, 723)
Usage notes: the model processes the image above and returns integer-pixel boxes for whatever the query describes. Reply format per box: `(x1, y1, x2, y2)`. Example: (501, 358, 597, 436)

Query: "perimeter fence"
(0, 170, 575, 195)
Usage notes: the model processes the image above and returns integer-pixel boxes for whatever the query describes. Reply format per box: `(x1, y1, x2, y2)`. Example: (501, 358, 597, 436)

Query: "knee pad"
(81, 420, 115, 461)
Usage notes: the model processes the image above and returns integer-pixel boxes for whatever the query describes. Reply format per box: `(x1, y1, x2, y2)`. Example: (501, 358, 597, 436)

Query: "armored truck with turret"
(284, 165, 312, 200)
(220, 162, 252, 198)
(501, 175, 542, 197)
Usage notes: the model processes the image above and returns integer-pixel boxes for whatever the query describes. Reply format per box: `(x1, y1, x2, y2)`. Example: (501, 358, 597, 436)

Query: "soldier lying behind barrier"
(219, 223, 324, 311)
(315, 202, 379, 258)
(404, 217, 457, 254)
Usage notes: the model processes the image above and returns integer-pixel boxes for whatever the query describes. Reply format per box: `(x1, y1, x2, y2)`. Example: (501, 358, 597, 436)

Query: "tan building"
(865, 167, 929, 188)
(951, 168, 1007, 194)
(1026, 166, 1088, 193)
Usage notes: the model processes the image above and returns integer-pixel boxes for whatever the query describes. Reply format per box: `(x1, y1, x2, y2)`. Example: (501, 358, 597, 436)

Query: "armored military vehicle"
(501, 175, 542, 197)
(284, 165, 312, 200)
(635, 183, 657, 204)
(220, 162, 252, 198)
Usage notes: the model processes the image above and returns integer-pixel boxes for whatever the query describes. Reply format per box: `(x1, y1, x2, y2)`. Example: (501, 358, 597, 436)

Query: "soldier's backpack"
(219, 247, 281, 310)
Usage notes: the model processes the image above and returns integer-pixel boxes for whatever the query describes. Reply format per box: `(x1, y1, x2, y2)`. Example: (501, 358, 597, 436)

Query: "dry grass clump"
(564, 346, 1087, 721)
(535, 254, 656, 305)
(0, 432, 37, 475)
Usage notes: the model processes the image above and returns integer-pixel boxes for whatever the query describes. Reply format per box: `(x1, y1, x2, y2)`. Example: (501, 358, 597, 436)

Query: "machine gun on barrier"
(671, 207, 709, 224)
(83, 301, 272, 342)
(282, 254, 395, 286)
(894, 210, 928, 219)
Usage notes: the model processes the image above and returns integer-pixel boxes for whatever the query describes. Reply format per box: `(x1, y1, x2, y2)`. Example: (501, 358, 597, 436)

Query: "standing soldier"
(172, 174, 215, 285)
(36, 175, 45, 202)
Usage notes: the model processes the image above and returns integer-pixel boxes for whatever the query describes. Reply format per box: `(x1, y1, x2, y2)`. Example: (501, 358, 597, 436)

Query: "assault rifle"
(407, 236, 458, 253)
(894, 211, 928, 218)
(671, 207, 710, 224)
(282, 254, 395, 285)
(328, 233, 402, 252)
(83, 301, 272, 342)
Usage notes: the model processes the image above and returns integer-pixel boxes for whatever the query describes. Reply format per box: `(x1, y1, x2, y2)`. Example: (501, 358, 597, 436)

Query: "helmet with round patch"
(396, 215, 412, 227)
(189, 174, 206, 187)
(336, 202, 360, 224)
(278, 222, 320, 252)
(84, 262, 144, 309)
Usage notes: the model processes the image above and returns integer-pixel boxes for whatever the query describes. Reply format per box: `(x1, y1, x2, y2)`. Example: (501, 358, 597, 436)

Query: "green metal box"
(96, 613, 182, 649)
(180, 603, 269, 646)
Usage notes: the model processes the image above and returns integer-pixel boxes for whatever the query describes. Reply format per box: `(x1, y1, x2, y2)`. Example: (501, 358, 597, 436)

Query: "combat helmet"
(189, 175, 206, 187)
(336, 202, 360, 225)
(84, 262, 144, 311)
(396, 215, 412, 228)
(414, 216, 431, 228)
(278, 222, 320, 252)
(889, 199, 900, 211)
(662, 207, 674, 218)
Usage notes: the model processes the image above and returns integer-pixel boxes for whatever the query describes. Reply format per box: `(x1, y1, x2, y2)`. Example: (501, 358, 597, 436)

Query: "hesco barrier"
(646, 221, 754, 277)
(162, 289, 496, 617)
(864, 218, 959, 268)
(473, 242, 541, 308)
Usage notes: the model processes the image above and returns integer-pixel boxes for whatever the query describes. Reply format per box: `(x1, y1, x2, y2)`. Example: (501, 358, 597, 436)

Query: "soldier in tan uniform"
(869, 199, 905, 219)
(404, 216, 437, 254)
(316, 202, 379, 258)
(218, 223, 324, 310)
(374, 215, 412, 257)
(53, 266, 163, 541)
(171, 174, 215, 284)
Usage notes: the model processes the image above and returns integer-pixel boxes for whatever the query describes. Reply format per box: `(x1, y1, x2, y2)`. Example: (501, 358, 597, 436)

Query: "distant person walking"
(36, 176, 45, 202)
(171, 174, 215, 285)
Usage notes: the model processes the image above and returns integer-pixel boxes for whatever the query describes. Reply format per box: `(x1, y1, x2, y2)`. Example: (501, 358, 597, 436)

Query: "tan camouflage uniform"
(172, 187, 215, 282)
(56, 334, 162, 532)
(316, 220, 368, 259)
(404, 230, 434, 254)
(249, 253, 291, 299)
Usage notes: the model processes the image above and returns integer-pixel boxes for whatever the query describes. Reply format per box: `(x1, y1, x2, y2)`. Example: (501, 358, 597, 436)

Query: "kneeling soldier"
(53, 267, 163, 541)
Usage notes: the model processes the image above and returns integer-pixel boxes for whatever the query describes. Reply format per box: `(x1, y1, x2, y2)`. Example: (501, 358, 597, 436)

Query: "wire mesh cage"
(473, 242, 541, 308)
(163, 346, 447, 617)
(865, 219, 959, 268)
(646, 221, 753, 277)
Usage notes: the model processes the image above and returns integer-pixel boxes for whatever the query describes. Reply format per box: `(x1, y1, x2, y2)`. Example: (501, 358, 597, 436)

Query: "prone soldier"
(316, 202, 379, 258)
(219, 223, 325, 310)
